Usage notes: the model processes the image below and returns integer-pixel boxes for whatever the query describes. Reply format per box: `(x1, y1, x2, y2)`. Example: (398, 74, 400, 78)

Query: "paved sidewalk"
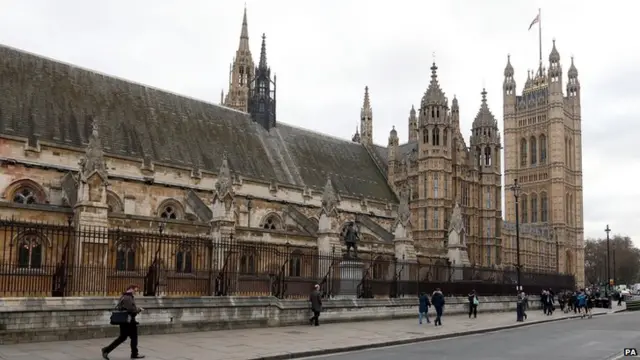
(0, 305, 624, 360)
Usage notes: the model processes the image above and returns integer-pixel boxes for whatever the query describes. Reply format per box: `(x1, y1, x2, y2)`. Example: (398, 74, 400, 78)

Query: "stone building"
(501, 40, 585, 286)
(366, 63, 503, 268)
(0, 10, 579, 296)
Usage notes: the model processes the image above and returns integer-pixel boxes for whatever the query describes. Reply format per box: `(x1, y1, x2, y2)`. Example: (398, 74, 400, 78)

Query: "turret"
(567, 56, 580, 99)
(387, 126, 399, 188)
(451, 95, 460, 130)
(408, 105, 417, 142)
(418, 62, 450, 149)
(470, 89, 501, 172)
(503, 55, 516, 111)
(360, 86, 373, 145)
(548, 39, 563, 97)
(248, 34, 277, 131)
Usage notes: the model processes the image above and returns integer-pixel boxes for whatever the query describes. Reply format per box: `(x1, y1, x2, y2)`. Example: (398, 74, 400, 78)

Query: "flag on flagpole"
(528, 14, 540, 30)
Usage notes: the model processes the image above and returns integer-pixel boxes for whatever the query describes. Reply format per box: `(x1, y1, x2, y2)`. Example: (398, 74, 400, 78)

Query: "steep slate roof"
(0, 45, 397, 203)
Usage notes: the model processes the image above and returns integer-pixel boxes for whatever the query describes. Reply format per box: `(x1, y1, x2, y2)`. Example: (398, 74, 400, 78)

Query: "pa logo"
(624, 348, 638, 356)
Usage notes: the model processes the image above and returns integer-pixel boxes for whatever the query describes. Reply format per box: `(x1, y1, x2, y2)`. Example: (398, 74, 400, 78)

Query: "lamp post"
(605, 224, 612, 309)
(510, 179, 522, 293)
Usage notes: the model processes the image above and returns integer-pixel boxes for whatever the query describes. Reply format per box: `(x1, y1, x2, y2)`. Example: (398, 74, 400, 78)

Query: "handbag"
(473, 297, 479, 306)
(109, 296, 132, 325)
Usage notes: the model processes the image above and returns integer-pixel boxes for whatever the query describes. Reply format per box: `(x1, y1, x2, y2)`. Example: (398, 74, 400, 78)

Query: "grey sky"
(0, 0, 636, 243)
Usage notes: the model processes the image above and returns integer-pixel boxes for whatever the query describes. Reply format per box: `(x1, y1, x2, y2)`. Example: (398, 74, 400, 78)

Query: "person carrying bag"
(102, 284, 145, 359)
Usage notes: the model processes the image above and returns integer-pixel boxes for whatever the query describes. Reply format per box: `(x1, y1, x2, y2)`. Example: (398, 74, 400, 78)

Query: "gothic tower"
(469, 89, 503, 267)
(502, 40, 584, 286)
(408, 105, 418, 143)
(359, 86, 373, 145)
(417, 62, 453, 250)
(224, 7, 255, 112)
(248, 34, 277, 131)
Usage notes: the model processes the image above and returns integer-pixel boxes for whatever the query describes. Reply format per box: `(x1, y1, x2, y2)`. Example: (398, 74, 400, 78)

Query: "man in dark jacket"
(431, 288, 445, 326)
(102, 284, 145, 359)
(418, 292, 430, 324)
(309, 284, 323, 326)
(468, 290, 478, 318)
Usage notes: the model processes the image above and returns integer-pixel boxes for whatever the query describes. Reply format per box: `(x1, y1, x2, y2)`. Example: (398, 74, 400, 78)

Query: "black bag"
(109, 296, 132, 325)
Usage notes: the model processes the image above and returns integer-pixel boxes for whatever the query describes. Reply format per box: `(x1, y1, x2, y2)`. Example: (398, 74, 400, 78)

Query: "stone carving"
(396, 183, 411, 226)
(448, 202, 465, 238)
(321, 175, 338, 215)
(213, 152, 234, 212)
(78, 118, 107, 181)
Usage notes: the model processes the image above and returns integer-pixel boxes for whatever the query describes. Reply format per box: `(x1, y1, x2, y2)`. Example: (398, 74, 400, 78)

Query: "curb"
(250, 311, 618, 360)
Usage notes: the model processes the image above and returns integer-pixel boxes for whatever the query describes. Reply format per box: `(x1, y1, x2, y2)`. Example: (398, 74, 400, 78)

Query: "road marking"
(607, 352, 625, 360)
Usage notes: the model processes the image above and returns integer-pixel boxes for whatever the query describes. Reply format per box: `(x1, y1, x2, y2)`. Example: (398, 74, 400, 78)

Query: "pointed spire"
(410, 104, 416, 115)
(363, 86, 371, 109)
(390, 125, 397, 137)
(321, 175, 338, 213)
(472, 88, 497, 129)
(568, 56, 578, 78)
(422, 62, 446, 106)
(549, 39, 560, 63)
(237, 6, 250, 51)
(215, 152, 233, 197)
(504, 54, 514, 77)
(351, 125, 361, 143)
(258, 33, 268, 69)
(79, 117, 107, 180)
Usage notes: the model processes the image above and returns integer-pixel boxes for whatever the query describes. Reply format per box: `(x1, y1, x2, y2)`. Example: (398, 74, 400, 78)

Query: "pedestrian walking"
(418, 292, 430, 324)
(101, 284, 145, 359)
(309, 284, 322, 326)
(468, 290, 478, 318)
(431, 288, 445, 326)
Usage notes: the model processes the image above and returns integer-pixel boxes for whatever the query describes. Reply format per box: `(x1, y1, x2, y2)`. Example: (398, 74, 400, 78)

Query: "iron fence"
(0, 218, 575, 298)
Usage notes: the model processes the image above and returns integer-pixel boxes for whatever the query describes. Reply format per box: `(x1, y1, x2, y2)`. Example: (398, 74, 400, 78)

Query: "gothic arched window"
(530, 193, 538, 223)
(157, 199, 184, 220)
(240, 251, 256, 274)
(422, 129, 429, 144)
(443, 129, 448, 146)
(540, 192, 548, 222)
(115, 240, 136, 272)
(530, 136, 537, 165)
(484, 147, 492, 166)
(16, 232, 45, 269)
(13, 187, 37, 205)
(372, 257, 386, 280)
(432, 128, 440, 146)
(288, 250, 302, 277)
(539, 134, 547, 164)
(520, 138, 527, 167)
(520, 194, 528, 223)
(176, 244, 193, 273)
(261, 213, 282, 230)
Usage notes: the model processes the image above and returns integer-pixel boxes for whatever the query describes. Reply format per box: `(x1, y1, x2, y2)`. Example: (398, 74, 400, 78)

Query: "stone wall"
(0, 295, 543, 344)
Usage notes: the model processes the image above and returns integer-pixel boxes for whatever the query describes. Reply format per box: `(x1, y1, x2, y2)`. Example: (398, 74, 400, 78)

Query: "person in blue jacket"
(431, 288, 445, 326)
(577, 290, 587, 318)
(418, 292, 431, 324)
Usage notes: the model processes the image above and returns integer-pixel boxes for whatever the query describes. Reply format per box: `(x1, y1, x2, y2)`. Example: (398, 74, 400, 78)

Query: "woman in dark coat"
(418, 292, 430, 324)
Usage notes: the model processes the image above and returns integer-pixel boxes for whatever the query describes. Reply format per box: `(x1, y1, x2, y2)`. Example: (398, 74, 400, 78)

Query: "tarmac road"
(304, 311, 640, 360)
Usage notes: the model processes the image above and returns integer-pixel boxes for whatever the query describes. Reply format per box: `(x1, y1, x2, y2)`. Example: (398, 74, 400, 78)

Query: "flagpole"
(538, 8, 542, 74)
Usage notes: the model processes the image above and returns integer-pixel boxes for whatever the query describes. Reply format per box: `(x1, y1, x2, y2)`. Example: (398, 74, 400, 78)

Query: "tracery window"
(530, 136, 538, 165)
(520, 195, 528, 223)
(289, 250, 302, 277)
(16, 233, 44, 269)
(262, 214, 282, 230)
(539, 134, 547, 164)
(13, 187, 37, 204)
(520, 138, 528, 167)
(115, 240, 136, 271)
(240, 252, 256, 274)
(160, 206, 177, 219)
(531, 194, 538, 223)
(176, 245, 193, 273)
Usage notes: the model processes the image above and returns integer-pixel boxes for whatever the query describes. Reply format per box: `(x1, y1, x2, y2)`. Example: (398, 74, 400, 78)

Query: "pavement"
(306, 307, 638, 360)
(0, 304, 626, 360)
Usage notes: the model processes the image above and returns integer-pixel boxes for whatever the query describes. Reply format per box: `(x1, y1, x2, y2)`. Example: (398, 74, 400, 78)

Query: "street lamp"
(510, 179, 522, 293)
(605, 224, 612, 309)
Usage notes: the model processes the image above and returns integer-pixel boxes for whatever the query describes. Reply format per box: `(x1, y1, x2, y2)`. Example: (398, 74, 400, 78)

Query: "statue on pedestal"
(343, 221, 360, 259)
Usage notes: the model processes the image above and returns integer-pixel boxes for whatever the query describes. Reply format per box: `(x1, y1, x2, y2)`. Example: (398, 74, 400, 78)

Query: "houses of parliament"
(0, 6, 584, 292)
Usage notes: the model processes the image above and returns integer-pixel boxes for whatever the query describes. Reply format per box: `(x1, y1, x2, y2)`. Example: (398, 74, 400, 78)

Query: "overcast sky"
(0, 0, 636, 244)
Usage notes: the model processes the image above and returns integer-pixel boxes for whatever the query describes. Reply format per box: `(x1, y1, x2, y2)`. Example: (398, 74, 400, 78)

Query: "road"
(305, 311, 640, 360)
